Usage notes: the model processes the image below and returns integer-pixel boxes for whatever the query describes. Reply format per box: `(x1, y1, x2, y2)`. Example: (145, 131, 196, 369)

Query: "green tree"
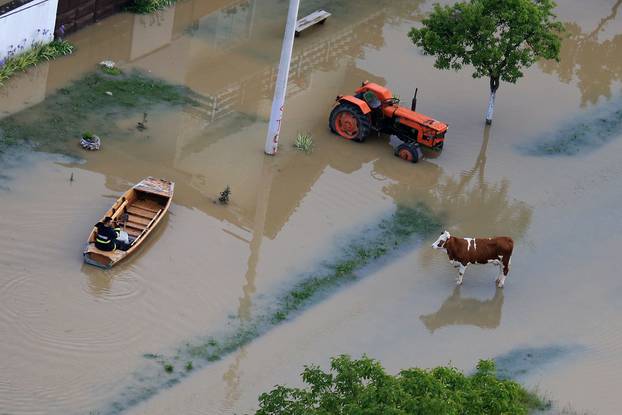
(255, 355, 548, 414)
(409, 0, 563, 124)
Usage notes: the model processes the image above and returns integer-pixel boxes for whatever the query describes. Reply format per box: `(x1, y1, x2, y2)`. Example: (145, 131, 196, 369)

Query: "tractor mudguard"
(338, 96, 372, 115)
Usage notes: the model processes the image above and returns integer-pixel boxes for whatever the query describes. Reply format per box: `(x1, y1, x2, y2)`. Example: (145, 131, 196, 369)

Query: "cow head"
(432, 231, 451, 249)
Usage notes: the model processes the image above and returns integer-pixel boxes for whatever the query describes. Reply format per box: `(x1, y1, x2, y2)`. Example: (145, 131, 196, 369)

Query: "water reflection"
(380, 126, 532, 239)
(222, 347, 247, 409)
(419, 287, 504, 332)
(540, 0, 622, 106)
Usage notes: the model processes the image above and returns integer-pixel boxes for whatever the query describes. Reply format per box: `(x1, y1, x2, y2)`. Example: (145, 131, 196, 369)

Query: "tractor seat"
(363, 91, 381, 109)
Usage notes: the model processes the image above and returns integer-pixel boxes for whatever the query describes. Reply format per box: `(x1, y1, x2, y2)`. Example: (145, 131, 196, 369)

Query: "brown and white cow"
(432, 231, 514, 287)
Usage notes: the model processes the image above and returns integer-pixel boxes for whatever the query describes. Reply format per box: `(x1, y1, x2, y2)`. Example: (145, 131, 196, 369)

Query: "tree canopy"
(255, 355, 548, 415)
(409, 0, 564, 86)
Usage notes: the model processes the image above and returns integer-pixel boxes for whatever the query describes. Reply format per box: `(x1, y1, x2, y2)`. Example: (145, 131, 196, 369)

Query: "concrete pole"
(264, 0, 300, 155)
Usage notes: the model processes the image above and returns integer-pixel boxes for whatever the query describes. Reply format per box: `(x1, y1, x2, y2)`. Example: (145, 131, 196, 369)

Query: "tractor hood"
(387, 106, 448, 134)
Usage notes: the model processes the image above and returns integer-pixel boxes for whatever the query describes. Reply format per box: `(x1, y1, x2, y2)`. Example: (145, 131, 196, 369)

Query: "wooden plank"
(125, 227, 141, 237)
(127, 206, 156, 219)
(133, 177, 174, 197)
(131, 209, 162, 246)
(296, 10, 330, 34)
(127, 215, 150, 226)
(133, 201, 160, 213)
(125, 221, 146, 231)
(111, 200, 129, 221)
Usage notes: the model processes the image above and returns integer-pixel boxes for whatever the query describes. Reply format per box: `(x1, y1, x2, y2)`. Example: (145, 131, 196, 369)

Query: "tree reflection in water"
(540, 0, 622, 107)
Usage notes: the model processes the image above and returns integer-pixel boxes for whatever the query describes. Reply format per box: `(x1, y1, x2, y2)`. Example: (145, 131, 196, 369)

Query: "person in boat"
(95, 217, 129, 251)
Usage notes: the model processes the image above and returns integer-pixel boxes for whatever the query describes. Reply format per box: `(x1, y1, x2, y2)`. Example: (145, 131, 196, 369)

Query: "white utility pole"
(264, 0, 300, 155)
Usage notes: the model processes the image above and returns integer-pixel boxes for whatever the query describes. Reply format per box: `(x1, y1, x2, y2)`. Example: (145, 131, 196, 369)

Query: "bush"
(126, 0, 176, 14)
(293, 133, 313, 154)
(0, 40, 74, 87)
(256, 355, 549, 415)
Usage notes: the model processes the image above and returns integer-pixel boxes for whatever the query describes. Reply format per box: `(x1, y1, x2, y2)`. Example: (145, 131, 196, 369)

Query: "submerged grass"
(98, 204, 442, 414)
(0, 70, 201, 156)
(0, 40, 74, 87)
(522, 96, 622, 156)
(293, 132, 314, 154)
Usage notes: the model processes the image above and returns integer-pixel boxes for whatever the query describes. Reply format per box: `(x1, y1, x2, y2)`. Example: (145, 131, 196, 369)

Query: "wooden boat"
(83, 177, 174, 269)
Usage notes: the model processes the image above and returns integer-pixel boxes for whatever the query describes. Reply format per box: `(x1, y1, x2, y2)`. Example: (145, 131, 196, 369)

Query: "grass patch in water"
(293, 132, 313, 154)
(0, 70, 202, 156)
(98, 204, 442, 414)
(522, 96, 622, 156)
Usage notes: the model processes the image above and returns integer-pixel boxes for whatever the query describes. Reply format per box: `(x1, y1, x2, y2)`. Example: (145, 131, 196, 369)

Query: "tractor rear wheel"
(329, 103, 371, 142)
(395, 144, 420, 163)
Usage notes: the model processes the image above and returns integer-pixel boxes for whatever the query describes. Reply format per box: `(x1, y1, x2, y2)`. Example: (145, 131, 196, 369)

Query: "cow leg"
(497, 255, 511, 288)
(456, 264, 466, 286)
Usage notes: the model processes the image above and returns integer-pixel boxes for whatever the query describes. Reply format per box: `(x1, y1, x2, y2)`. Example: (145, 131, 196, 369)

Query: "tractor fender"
(337, 96, 372, 115)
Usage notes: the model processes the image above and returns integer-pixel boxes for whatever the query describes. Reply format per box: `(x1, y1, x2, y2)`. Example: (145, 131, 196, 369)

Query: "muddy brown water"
(1, 0, 622, 414)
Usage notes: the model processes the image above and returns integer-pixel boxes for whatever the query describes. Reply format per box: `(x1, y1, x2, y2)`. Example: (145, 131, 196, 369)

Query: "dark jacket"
(95, 222, 117, 251)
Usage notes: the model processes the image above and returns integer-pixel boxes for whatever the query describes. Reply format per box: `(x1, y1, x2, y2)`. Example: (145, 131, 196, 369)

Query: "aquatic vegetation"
(293, 133, 314, 153)
(218, 185, 231, 204)
(522, 96, 622, 156)
(256, 355, 549, 414)
(97, 204, 442, 414)
(100, 65, 122, 76)
(184, 361, 193, 371)
(163, 363, 174, 373)
(0, 71, 202, 155)
(0, 40, 74, 87)
(494, 345, 579, 380)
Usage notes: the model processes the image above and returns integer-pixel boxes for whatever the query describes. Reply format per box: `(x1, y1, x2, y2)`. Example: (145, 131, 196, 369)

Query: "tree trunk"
(485, 77, 500, 125)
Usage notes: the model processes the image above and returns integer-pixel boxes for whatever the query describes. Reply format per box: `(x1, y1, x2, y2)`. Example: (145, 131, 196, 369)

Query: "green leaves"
(255, 355, 548, 414)
(409, 0, 564, 85)
(0, 40, 74, 87)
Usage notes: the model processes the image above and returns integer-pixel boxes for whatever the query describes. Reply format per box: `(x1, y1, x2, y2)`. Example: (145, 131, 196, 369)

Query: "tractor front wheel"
(329, 103, 371, 142)
(395, 144, 420, 163)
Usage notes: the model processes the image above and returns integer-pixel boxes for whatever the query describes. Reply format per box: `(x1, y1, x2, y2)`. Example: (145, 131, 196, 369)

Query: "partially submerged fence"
(54, 0, 132, 35)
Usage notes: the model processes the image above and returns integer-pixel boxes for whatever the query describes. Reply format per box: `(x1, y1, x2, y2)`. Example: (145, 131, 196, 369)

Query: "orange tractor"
(329, 81, 448, 163)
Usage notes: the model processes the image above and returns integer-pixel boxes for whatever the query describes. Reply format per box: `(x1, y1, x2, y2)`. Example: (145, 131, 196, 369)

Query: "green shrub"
(256, 355, 550, 414)
(126, 0, 177, 14)
(293, 133, 313, 154)
(0, 40, 74, 87)
(101, 66, 122, 76)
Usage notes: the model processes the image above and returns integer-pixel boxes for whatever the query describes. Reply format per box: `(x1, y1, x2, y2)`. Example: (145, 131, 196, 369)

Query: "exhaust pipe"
(411, 88, 418, 112)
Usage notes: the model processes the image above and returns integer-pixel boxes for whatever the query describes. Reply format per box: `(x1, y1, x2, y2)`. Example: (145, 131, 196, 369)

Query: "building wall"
(0, 0, 59, 59)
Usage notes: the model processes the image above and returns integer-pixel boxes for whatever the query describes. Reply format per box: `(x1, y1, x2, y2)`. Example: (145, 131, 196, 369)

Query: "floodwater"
(1, 0, 621, 414)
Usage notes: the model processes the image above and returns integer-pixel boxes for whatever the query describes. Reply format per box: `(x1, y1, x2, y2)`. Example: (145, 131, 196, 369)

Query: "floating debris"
(136, 112, 148, 131)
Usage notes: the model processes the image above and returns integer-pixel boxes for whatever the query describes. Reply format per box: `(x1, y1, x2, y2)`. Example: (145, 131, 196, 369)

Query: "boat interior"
(87, 189, 168, 253)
